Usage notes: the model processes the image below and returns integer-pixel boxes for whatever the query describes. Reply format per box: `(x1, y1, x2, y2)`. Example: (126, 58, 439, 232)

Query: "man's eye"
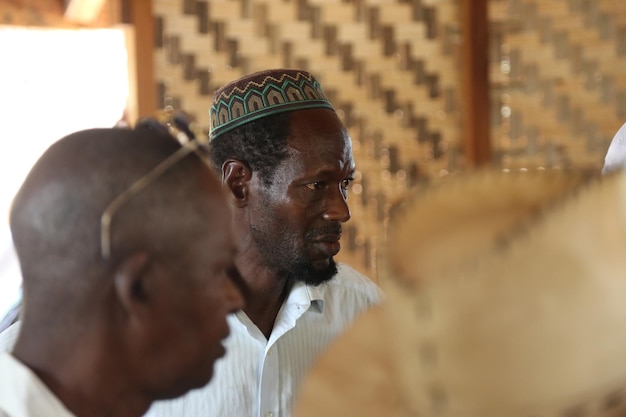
(341, 179, 352, 191)
(305, 182, 324, 191)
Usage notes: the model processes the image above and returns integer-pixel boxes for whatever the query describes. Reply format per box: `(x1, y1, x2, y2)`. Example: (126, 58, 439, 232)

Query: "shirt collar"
(230, 281, 327, 341)
(0, 352, 76, 417)
(286, 280, 325, 314)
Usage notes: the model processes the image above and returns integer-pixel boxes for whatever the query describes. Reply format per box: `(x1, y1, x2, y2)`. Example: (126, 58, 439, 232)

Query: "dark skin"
(9, 129, 244, 417)
(223, 108, 355, 337)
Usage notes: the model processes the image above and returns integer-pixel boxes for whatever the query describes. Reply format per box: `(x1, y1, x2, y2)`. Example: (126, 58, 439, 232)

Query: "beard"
(288, 258, 338, 286)
(250, 223, 340, 286)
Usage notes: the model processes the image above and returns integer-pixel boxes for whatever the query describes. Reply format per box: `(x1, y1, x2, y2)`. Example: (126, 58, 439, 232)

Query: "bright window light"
(0, 26, 130, 319)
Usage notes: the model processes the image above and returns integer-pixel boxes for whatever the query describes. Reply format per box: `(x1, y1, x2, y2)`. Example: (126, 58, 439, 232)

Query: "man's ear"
(113, 251, 151, 318)
(222, 159, 252, 207)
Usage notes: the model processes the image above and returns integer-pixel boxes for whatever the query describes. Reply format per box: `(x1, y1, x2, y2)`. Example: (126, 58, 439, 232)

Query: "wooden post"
(122, 0, 156, 120)
(460, 0, 491, 166)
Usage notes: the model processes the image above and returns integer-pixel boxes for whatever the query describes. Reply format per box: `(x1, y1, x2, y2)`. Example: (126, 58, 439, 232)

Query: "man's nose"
(322, 186, 351, 222)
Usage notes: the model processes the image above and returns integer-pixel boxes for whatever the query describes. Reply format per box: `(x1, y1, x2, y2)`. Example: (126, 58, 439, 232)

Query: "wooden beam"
(122, 0, 156, 120)
(460, 0, 491, 166)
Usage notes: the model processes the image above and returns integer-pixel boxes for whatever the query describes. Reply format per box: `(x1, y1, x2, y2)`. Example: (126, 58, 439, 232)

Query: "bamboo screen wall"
(153, 0, 464, 277)
(3, 0, 626, 277)
(489, 0, 626, 171)
(153, 0, 626, 277)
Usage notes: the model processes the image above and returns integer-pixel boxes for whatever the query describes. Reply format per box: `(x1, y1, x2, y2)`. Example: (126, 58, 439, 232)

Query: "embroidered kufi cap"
(296, 170, 626, 417)
(209, 69, 334, 140)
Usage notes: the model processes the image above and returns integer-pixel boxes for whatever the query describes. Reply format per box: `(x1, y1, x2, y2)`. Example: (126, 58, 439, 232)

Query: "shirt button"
(264, 412, 274, 417)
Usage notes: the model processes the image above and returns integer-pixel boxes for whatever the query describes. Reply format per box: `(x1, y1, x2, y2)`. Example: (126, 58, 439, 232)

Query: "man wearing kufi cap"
(148, 69, 382, 417)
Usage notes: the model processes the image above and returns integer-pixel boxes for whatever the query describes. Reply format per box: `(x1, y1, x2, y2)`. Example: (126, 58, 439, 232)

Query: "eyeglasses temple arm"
(100, 141, 199, 259)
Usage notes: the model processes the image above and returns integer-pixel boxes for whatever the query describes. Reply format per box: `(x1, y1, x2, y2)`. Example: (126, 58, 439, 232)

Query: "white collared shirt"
(0, 352, 76, 417)
(147, 263, 382, 417)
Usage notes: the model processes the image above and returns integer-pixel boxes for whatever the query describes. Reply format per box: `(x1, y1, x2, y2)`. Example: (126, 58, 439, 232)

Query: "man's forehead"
(280, 140, 355, 178)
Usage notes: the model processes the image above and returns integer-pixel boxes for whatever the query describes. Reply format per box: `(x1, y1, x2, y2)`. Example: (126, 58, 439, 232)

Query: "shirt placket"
(258, 341, 280, 417)
(256, 282, 314, 417)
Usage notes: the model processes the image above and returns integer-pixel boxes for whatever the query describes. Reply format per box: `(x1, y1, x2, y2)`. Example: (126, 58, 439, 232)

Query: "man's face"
(139, 183, 244, 398)
(248, 108, 355, 285)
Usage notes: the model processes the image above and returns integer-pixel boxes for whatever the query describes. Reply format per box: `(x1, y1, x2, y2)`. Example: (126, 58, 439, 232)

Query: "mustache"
(307, 223, 342, 239)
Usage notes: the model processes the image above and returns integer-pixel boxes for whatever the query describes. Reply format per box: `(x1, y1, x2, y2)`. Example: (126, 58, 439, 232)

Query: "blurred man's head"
(10, 126, 243, 413)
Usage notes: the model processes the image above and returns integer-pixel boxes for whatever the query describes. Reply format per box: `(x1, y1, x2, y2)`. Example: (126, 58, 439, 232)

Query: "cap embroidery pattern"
(209, 69, 334, 140)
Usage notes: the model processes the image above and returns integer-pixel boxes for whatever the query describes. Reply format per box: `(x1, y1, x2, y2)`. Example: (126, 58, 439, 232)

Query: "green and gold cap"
(209, 69, 334, 140)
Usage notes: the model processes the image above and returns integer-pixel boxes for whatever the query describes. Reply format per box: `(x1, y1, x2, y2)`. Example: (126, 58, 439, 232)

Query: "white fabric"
(602, 122, 626, 174)
(146, 262, 382, 417)
(0, 321, 19, 352)
(0, 352, 76, 417)
(0, 233, 21, 326)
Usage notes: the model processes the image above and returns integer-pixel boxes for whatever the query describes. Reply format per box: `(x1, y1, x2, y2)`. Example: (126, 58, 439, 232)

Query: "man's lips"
(314, 235, 341, 257)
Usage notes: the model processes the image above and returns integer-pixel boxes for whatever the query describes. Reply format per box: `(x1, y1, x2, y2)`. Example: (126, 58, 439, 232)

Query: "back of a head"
(10, 127, 219, 322)
(207, 68, 335, 184)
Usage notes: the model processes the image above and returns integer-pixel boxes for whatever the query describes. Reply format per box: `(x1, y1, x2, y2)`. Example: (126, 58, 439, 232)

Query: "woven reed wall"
(7, 0, 626, 277)
(490, 0, 626, 171)
(153, 0, 463, 277)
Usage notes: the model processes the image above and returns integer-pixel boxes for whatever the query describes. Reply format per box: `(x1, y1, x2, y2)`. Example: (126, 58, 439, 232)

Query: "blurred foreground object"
(603, 122, 626, 175)
(296, 169, 626, 417)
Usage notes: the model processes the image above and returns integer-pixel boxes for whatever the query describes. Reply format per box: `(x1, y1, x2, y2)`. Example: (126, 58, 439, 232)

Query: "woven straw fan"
(296, 170, 626, 417)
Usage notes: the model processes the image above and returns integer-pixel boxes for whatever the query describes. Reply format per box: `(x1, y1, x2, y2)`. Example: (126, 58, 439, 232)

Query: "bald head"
(10, 127, 225, 320)
(8, 127, 244, 413)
